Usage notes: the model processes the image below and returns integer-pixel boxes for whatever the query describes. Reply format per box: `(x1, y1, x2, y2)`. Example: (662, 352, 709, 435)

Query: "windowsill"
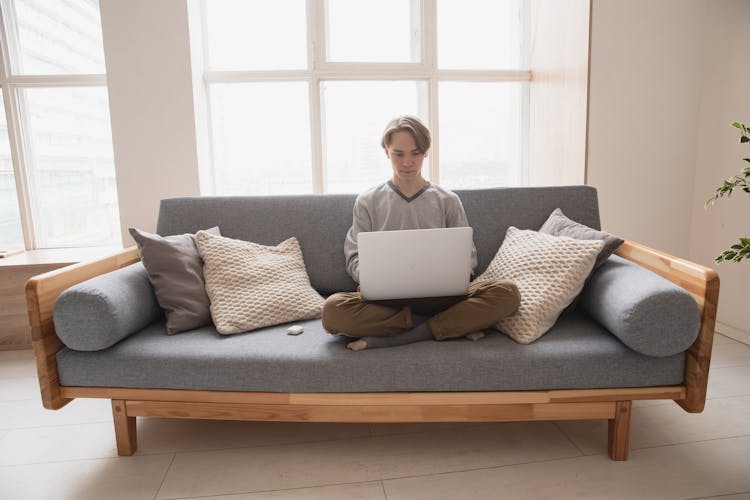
(0, 246, 123, 268)
(0, 249, 25, 259)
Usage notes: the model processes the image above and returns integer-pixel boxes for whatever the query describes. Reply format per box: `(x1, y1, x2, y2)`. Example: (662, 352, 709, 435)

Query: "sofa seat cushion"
(56, 312, 685, 392)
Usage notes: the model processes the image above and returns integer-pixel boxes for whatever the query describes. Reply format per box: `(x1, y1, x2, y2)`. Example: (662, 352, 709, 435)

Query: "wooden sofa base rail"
(71, 386, 684, 461)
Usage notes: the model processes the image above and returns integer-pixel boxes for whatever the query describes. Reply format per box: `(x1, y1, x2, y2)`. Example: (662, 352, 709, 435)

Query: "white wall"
(587, 0, 705, 255)
(589, 0, 749, 339)
(688, 0, 750, 341)
(100, 0, 202, 245)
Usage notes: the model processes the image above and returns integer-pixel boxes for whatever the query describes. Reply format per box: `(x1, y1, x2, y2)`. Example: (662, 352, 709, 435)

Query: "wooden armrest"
(615, 240, 720, 413)
(25, 246, 141, 410)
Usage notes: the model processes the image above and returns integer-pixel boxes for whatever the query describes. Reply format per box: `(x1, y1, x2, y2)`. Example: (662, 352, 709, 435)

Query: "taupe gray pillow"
(538, 208, 624, 270)
(129, 226, 220, 334)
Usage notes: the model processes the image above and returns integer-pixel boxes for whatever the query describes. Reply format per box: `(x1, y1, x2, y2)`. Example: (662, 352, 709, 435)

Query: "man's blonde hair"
(380, 115, 431, 153)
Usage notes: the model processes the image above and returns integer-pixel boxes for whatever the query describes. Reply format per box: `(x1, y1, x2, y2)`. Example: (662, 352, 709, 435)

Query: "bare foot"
(347, 339, 368, 351)
(465, 331, 485, 341)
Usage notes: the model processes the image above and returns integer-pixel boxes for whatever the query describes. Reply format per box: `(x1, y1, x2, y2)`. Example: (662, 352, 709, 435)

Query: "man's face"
(386, 131, 427, 183)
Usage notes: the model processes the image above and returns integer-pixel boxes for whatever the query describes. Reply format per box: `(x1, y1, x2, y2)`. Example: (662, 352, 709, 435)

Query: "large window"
(202, 0, 529, 195)
(0, 0, 120, 250)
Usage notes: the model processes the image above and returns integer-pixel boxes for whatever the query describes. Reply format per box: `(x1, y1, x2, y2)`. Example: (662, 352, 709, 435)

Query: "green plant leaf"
(716, 237, 750, 264)
(709, 123, 749, 264)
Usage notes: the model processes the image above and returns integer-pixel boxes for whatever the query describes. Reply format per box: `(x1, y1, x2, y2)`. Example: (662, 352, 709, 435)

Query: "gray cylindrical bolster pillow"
(579, 255, 700, 357)
(54, 262, 163, 351)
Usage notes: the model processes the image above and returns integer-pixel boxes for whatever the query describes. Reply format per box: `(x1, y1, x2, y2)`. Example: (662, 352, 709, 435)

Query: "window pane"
(10, 0, 106, 75)
(322, 81, 427, 194)
(437, 0, 523, 70)
(0, 91, 24, 251)
(326, 0, 421, 63)
(24, 87, 121, 247)
(204, 0, 307, 71)
(438, 82, 523, 189)
(209, 82, 312, 195)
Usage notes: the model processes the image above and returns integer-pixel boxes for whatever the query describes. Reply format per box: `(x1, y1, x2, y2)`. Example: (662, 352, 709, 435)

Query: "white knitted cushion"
(476, 226, 604, 344)
(195, 231, 324, 335)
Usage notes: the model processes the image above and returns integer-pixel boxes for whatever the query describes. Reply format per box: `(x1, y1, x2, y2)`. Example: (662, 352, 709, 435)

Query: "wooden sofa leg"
(608, 400, 632, 461)
(112, 399, 137, 456)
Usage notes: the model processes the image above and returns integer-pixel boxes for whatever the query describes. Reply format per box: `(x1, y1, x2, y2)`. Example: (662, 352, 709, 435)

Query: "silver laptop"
(358, 227, 473, 301)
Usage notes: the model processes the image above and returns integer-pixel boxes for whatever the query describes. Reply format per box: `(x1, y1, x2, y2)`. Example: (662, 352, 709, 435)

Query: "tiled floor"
(1, 335, 749, 500)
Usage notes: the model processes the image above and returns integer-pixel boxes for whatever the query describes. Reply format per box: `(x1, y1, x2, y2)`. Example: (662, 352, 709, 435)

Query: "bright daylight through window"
(0, 0, 120, 250)
(202, 0, 529, 195)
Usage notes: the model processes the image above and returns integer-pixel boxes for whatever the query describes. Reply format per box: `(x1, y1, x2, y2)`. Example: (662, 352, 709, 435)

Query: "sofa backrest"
(156, 185, 601, 295)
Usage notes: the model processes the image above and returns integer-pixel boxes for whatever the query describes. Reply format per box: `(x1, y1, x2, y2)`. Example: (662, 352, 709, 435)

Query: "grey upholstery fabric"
(129, 226, 220, 334)
(579, 255, 701, 357)
(54, 263, 163, 351)
(56, 312, 685, 392)
(155, 186, 601, 294)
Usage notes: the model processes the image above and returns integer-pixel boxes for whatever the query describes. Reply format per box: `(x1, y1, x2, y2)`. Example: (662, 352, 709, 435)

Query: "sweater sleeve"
(344, 198, 372, 283)
(445, 195, 478, 274)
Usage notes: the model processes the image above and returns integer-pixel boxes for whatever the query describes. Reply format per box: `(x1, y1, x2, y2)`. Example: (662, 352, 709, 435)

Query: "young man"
(322, 115, 520, 351)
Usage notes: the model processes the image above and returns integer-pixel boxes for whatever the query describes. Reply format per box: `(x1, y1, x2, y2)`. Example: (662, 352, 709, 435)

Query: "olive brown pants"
(321, 279, 520, 341)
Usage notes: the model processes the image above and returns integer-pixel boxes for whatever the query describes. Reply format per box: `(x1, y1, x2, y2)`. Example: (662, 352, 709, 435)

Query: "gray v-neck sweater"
(344, 181, 478, 283)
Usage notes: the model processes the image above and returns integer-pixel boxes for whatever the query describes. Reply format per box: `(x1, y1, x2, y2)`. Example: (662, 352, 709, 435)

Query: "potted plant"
(705, 122, 750, 263)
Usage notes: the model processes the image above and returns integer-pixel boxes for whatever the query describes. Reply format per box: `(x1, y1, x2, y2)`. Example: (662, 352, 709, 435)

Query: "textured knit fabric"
(195, 232, 324, 335)
(54, 263, 163, 351)
(580, 255, 700, 357)
(55, 312, 686, 392)
(476, 227, 603, 344)
(343, 181, 478, 282)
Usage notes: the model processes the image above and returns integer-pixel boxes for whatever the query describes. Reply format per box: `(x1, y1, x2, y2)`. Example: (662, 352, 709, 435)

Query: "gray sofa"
(26, 186, 720, 461)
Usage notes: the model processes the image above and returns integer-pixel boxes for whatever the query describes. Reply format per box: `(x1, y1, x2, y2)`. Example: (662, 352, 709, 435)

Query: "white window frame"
(0, 0, 108, 249)
(202, 0, 531, 194)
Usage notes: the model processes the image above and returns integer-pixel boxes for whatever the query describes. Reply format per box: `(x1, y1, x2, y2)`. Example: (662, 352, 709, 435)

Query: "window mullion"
(0, 0, 36, 249)
(520, 0, 531, 186)
(423, 0, 439, 184)
(308, 0, 325, 193)
(4, 74, 107, 87)
(309, 76, 324, 193)
(311, 0, 326, 67)
(0, 0, 21, 75)
(4, 84, 38, 248)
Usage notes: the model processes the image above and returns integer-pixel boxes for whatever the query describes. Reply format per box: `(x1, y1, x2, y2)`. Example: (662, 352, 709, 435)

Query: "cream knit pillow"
(476, 227, 604, 344)
(195, 231, 324, 335)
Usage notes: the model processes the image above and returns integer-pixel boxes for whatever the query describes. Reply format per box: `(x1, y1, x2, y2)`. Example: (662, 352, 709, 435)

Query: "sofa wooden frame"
(25, 240, 719, 461)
